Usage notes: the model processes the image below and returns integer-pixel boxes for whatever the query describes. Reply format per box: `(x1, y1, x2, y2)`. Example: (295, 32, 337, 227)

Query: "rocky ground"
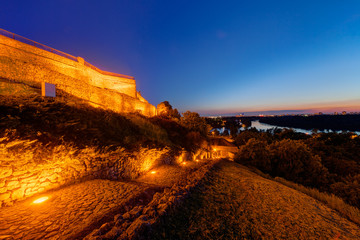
(0, 160, 211, 240)
(2, 159, 360, 240)
(150, 160, 360, 239)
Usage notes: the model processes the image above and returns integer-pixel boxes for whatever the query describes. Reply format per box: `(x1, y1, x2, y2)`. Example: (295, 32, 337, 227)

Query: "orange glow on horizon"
(33, 196, 49, 204)
(203, 99, 360, 116)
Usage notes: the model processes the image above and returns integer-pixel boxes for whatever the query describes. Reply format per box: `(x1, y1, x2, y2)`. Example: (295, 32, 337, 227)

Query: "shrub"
(234, 138, 272, 172)
(234, 129, 272, 146)
(331, 174, 360, 209)
(180, 111, 210, 136)
(269, 139, 329, 187)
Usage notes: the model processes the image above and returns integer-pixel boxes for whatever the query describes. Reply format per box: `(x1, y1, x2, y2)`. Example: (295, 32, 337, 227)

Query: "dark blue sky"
(2, 0, 360, 115)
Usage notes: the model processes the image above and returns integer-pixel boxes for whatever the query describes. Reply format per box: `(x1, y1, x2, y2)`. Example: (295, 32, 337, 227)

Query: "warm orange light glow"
(151, 171, 156, 174)
(214, 148, 217, 151)
(33, 196, 49, 204)
(182, 162, 187, 165)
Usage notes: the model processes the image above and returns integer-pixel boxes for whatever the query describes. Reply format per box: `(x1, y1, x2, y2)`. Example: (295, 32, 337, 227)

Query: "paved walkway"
(0, 180, 152, 239)
(0, 161, 204, 240)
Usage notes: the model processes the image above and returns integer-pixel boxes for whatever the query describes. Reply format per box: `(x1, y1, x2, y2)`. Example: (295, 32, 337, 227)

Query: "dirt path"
(151, 160, 360, 239)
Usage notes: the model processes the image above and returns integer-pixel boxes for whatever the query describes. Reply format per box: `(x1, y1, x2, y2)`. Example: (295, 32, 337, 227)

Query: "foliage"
(149, 116, 203, 152)
(234, 128, 360, 209)
(157, 101, 181, 119)
(331, 174, 360, 208)
(234, 128, 271, 145)
(180, 111, 210, 136)
(258, 114, 360, 132)
(0, 94, 202, 152)
(269, 139, 329, 187)
(235, 138, 271, 172)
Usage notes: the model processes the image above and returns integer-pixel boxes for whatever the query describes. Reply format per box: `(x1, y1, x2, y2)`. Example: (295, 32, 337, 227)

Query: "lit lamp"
(33, 196, 49, 204)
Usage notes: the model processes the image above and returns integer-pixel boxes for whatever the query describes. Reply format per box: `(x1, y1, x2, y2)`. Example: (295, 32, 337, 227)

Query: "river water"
(251, 120, 360, 135)
(212, 120, 360, 135)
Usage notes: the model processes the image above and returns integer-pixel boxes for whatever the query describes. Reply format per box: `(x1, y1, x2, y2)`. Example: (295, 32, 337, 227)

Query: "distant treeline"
(234, 128, 360, 210)
(257, 115, 360, 132)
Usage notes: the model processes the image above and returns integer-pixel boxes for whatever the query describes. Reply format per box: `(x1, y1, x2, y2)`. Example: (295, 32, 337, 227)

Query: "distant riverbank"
(257, 115, 360, 134)
(252, 120, 360, 135)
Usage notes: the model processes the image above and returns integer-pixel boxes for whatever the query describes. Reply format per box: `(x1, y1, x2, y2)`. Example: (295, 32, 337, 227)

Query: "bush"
(180, 111, 210, 136)
(0, 95, 202, 151)
(331, 174, 360, 208)
(234, 138, 272, 172)
(269, 139, 329, 187)
(235, 129, 270, 146)
(234, 129, 360, 210)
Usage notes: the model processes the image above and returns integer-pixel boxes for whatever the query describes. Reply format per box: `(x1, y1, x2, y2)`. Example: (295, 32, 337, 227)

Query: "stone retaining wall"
(0, 137, 171, 207)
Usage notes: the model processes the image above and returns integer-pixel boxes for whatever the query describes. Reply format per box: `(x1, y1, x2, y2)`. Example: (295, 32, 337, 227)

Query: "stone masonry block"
(12, 187, 25, 200)
(6, 180, 20, 189)
(0, 167, 12, 178)
(13, 170, 30, 177)
(0, 192, 11, 201)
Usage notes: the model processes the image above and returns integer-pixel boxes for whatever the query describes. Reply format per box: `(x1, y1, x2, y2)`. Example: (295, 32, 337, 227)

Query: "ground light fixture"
(33, 196, 49, 204)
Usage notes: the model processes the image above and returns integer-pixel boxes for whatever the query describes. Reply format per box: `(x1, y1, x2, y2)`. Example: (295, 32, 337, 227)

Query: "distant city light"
(33, 196, 49, 204)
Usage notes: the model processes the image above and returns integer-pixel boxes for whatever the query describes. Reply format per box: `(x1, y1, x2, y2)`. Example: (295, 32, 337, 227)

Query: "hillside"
(2, 93, 360, 239)
(0, 92, 209, 207)
(151, 160, 360, 239)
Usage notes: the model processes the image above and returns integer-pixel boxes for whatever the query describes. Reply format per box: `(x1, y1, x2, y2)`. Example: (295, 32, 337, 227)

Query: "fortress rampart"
(0, 29, 156, 116)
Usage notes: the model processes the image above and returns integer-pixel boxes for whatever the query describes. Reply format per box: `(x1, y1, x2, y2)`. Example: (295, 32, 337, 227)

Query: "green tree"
(269, 139, 329, 187)
(235, 138, 271, 172)
(180, 111, 210, 136)
(157, 101, 181, 119)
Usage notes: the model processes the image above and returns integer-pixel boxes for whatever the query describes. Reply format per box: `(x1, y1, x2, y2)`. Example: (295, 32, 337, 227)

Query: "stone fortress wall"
(0, 29, 156, 116)
(0, 141, 171, 207)
(0, 29, 161, 206)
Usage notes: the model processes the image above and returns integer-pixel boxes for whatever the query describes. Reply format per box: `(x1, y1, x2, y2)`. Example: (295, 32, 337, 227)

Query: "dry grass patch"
(249, 166, 360, 227)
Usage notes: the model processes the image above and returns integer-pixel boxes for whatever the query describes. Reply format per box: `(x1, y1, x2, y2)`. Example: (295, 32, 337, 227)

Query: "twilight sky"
(1, 0, 360, 115)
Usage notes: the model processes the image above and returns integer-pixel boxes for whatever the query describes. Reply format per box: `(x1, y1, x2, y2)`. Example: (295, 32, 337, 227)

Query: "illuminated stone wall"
(0, 139, 171, 207)
(0, 34, 156, 116)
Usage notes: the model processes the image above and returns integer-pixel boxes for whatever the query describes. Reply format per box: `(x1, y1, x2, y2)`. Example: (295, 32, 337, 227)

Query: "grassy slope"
(0, 92, 180, 151)
(151, 160, 360, 240)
